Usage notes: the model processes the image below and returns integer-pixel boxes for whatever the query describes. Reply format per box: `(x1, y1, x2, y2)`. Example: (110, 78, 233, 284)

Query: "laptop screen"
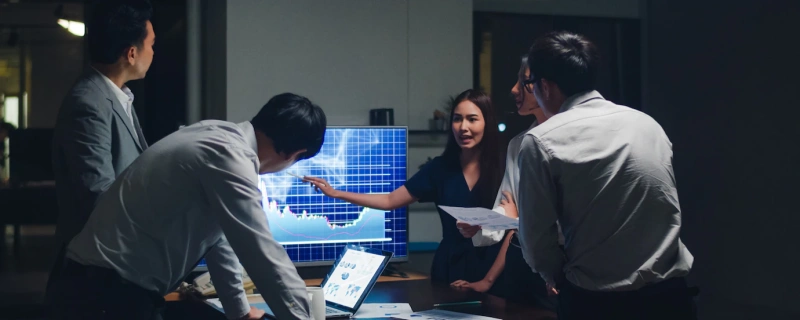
(321, 246, 389, 309)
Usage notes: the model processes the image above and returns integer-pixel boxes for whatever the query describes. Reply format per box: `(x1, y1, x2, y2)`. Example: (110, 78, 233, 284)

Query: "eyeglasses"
(522, 74, 538, 93)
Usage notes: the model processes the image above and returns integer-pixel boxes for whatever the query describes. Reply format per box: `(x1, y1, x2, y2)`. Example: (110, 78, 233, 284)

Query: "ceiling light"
(58, 19, 85, 37)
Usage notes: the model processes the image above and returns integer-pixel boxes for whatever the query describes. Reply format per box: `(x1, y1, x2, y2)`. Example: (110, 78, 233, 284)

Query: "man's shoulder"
(67, 70, 107, 97)
(182, 121, 256, 158)
(60, 72, 111, 113)
(529, 100, 652, 138)
(191, 120, 250, 144)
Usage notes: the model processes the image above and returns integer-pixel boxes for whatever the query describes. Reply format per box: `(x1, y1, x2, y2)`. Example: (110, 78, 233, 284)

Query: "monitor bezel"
(194, 125, 409, 271)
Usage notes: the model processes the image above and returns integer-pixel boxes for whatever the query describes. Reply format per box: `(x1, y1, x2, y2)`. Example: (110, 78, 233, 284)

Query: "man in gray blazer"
(52, 0, 154, 247)
(47, 1, 155, 305)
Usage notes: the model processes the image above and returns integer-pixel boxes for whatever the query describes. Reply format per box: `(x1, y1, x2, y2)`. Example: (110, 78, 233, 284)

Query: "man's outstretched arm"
(517, 135, 564, 287)
(201, 146, 310, 320)
(205, 237, 250, 320)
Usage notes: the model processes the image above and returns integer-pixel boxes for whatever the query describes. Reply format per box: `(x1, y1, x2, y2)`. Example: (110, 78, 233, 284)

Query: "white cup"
(306, 286, 326, 320)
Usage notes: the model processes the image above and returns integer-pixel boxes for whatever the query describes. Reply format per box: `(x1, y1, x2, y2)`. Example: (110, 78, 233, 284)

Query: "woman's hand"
(546, 281, 559, 296)
(456, 221, 481, 238)
(450, 279, 493, 293)
(498, 191, 518, 219)
(303, 176, 340, 198)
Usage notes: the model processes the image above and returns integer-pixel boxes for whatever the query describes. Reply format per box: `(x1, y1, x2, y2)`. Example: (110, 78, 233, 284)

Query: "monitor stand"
(381, 263, 409, 278)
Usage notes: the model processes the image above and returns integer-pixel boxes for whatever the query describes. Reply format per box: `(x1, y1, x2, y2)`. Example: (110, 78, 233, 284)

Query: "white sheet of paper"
(392, 309, 500, 320)
(438, 206, 519, 230)
(353, 303, 413, 318)
(205, 298, 223, 309)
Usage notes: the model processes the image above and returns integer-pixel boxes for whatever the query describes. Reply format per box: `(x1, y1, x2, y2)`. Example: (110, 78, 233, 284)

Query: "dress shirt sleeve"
(200, 145, 311, 320)
(205, 236, 250, 320)
(516, 134, 564, 285)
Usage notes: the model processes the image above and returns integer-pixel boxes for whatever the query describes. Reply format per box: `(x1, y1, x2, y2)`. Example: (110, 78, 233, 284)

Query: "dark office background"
(474, 12, 641, 145)
(0, 0, 799, 319)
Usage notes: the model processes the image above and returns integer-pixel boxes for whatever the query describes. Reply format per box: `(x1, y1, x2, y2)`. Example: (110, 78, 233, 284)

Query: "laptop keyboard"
(326, 306, 343, 315)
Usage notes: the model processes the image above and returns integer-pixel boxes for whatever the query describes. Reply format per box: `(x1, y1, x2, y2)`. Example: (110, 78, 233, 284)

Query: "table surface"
(164, 279, 556, 320)
(165, 272, 430, 302)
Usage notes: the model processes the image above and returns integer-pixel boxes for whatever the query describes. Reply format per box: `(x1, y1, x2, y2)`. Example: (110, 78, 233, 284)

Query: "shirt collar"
(92, 67, 134, 106)
(236, 121, 259, 155)
(558, 90, 605, 114)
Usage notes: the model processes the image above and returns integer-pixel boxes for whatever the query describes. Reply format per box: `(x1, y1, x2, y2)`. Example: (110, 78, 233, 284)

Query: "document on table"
(353, 303, 413, 318)
(438, 206, 519, 230)
(392, 309, 500, 320)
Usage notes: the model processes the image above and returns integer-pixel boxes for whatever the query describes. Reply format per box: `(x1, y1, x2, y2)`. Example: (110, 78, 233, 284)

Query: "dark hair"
(88, 0, 153, 64)
(251, 93, 327, 160)
(442, 89, 505, 208)
(527, 31, 598, 97)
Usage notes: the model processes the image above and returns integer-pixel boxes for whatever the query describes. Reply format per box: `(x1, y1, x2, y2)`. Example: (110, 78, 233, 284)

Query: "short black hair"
(527, 31, 599, 97)
(87, 0, 153, 64)
(251, 93, 327, 160)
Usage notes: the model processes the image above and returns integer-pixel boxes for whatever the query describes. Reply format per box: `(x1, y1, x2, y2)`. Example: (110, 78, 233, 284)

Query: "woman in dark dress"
(304, 89, 506, 288)
(450, 56, 558, 311)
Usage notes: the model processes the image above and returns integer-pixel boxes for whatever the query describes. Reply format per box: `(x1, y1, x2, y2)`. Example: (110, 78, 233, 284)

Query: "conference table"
(163, 279, 556, 320)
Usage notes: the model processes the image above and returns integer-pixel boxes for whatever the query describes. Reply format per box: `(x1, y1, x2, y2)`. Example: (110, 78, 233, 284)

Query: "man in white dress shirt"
(516, 31, 696, 319)
(48, 93, 326, 320)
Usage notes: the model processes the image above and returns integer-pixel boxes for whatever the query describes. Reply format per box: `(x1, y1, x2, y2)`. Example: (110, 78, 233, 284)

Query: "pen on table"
(286, 172, 326, 187)
(433, 301, 482, 307)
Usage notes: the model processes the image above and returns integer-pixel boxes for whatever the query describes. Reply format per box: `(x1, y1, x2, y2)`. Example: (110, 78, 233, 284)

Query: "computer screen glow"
(198, 127, 407, 267)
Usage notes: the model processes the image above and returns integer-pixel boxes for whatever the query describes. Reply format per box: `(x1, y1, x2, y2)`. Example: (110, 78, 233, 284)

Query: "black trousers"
(47, 258, 165, 320)
(504, 233, 557, 311)
(557, 276, 698, 320)
(44, 243, 68, 307)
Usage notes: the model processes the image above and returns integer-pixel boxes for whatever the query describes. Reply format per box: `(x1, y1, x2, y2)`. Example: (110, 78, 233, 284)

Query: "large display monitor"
(197, 126, 408, 269)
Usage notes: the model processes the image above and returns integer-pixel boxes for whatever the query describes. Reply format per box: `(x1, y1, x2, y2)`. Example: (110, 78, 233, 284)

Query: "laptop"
(319, 244, 393, 318)
(205, 244, 392, 319)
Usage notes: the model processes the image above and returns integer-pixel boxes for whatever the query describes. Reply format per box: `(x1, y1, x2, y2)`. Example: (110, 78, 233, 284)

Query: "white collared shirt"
(517, 90, 693, 291)
(67, 121, 311, 319)
(93, 68, 137, 141)
(472, 121, 538, 247)
(472, 120, 565, 248)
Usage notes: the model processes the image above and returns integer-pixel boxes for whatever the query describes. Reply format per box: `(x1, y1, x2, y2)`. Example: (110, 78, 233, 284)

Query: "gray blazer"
(52, 69, 147, 245)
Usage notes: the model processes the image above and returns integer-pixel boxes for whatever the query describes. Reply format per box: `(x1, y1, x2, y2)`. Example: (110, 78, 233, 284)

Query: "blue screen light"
(198, 127, 408, 267)
(498, 123, 507, 132)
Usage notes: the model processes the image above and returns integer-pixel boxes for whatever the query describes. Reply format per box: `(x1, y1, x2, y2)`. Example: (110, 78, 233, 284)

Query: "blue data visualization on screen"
(197, 127, 407, 267)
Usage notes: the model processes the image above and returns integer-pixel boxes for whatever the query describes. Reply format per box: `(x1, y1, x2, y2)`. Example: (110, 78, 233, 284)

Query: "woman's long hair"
(441, 89, 505, 209)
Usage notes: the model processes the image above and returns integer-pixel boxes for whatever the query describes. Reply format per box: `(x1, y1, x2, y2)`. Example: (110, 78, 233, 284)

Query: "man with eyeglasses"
(515, 31, 696, 320)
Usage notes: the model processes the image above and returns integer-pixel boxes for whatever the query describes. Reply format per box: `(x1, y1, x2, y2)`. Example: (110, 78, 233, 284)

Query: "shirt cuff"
(222, 291, 250, 320)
